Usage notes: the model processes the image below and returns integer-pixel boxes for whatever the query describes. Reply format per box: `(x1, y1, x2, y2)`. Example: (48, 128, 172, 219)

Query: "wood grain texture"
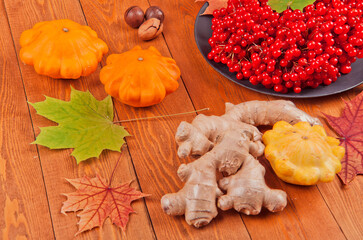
(0, 2, 54, 239)
(147, 0, 349, 239)
(300, 90, 363, 240)
(0, 0, 362, 239)
(78, 0, 251, 239)
(3, 0, 154, 239)
(150, 0, 272, 115)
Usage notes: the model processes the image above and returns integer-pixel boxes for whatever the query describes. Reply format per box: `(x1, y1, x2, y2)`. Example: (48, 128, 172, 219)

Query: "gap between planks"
(1, 1, 57, 239)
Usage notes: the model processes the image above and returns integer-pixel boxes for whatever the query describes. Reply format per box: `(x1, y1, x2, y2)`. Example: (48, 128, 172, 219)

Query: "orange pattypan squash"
(100, 46, 180, 107)
(19, 19, 108, 79)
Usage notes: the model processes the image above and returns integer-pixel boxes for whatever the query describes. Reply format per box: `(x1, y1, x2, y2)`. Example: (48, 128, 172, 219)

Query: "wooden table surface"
(0, 0, 362, 239)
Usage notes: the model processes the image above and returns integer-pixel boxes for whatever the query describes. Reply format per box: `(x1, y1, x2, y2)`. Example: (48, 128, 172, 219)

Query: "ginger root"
(161, 129, 264, 227)
(218, 155, 287, 215)
(161, 100, 319, 228)
(224, 100, 321, 126)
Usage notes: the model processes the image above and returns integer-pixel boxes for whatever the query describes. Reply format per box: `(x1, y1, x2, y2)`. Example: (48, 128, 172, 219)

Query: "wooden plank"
(0, 2, 54, 239)
(78, 0, 252, 239)
(348, 84, 363, 98)
(318, 177, 363, 240)
(149, 0, 351, 239)
(151, 0, 271, 115)
(268, 94, 354, 240)
(294, 89, 363, 239)
(3, 0, 155, 239)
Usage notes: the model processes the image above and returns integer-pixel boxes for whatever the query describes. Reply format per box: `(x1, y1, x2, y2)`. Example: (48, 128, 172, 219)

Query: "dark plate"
(194, 3, 363, 98)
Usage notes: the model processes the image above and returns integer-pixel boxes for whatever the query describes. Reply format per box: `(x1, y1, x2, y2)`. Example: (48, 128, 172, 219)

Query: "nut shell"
(145, 6, 165, 23)
(138, 18, 163, 41)
(124, 6, 144, 28)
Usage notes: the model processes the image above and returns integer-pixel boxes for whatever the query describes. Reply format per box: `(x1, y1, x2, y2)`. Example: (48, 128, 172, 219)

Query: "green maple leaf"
(30, 87, 129, 164)
(268, 0, 316, 13)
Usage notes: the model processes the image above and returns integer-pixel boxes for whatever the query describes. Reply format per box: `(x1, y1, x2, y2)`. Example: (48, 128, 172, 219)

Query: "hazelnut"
(138, 18, 164, 41)
(145, 6, 165, 23)
(124, 6, 144, 28)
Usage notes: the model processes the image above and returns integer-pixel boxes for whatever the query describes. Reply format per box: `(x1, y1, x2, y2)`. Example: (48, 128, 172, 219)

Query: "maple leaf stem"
(109, 153, 123, 186)
(113, 108, 210, 123)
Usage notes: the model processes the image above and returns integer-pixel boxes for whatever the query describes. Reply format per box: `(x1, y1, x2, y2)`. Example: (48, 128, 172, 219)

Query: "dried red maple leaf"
(61, 175, 149, 235)
(196, 0, 228, 15)
(323, 91, 363, 184)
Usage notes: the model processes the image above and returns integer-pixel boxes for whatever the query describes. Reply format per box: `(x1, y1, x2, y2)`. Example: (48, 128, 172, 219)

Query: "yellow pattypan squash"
(262, 121, 344, 185)
(100, 46, 180, 107)
(19, 19, 108, 79)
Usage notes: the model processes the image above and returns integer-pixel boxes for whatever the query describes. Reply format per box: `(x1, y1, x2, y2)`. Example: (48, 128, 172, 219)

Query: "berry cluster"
(207, 0, 363, 93)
